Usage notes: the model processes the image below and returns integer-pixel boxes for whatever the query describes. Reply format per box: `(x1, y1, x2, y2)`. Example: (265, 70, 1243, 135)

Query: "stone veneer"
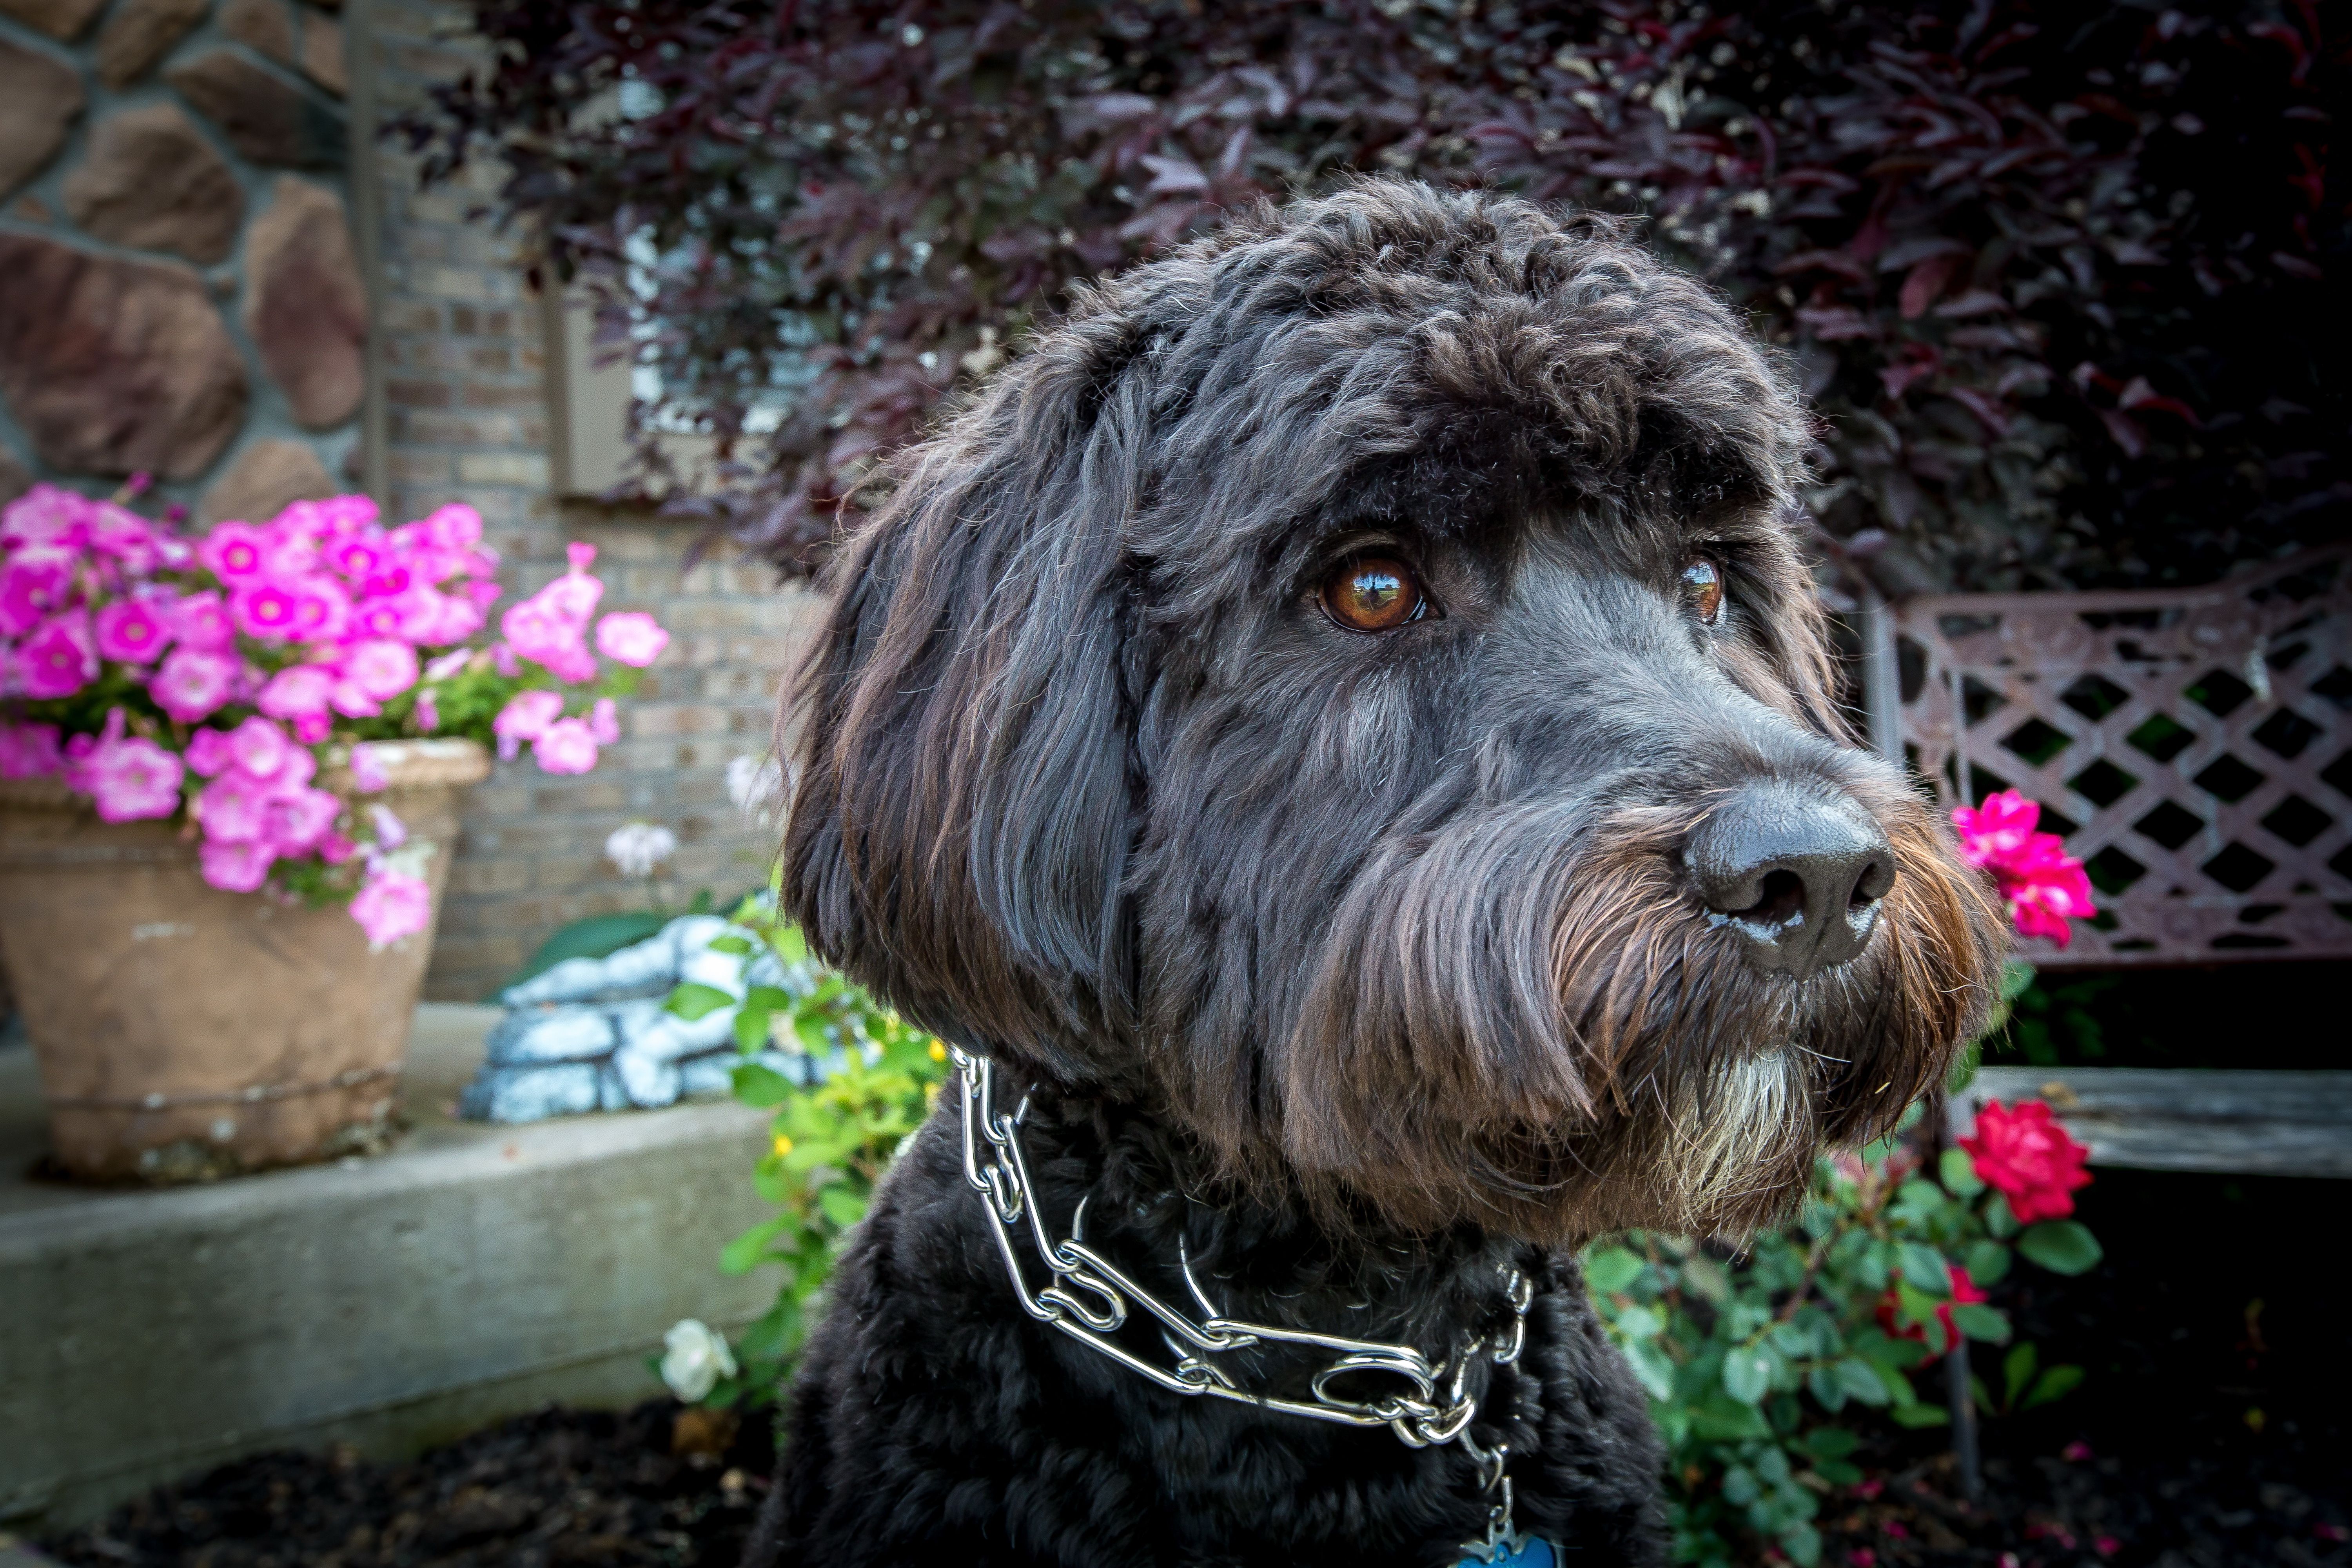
(2, 0, 807, 1000)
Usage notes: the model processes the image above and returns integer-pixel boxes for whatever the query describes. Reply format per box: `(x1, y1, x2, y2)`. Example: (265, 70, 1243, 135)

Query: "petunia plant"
(0, 481, 670, 946)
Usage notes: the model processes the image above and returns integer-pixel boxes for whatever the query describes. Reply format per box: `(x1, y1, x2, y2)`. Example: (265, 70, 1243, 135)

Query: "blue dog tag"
(1456, 1539, 1556, 1568)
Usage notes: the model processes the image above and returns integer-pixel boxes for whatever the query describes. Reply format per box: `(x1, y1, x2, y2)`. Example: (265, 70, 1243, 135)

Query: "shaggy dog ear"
(781, 310, 1145, 1086)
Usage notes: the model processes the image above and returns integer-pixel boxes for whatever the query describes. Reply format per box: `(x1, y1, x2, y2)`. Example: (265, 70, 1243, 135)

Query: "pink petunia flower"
(317, 829, 357, 865)
(76, 709, 185, 822)
(501, 595, 596, 682)
(350, 869, 433, 948)
(0, 721, 63, 779)
(370, 802, 407, 849)
(184, 726, 236, 777)
(225, 715, 294, 779)
(1, 483, 95, 551)
(341, 639, 419, 702)
(589, 697, 619, 745)
(19, 612, 97, 699)
(199, 838, 276, 893)
(491, 689, 564, 761)
(288, 578, 352, 644)
(413, 689, 441, 733)
(348, 742, 388, 793)
(532, 716, 599, 775)
(422, 647, 474, 682)
(256, 786, 342, 855)
(322, 531, 387, 581)
(194, 768, 277, 842)
(198, 521, 272, 582)
(87, 502, 167, 574)
(0, 546, 77, 638)
(257, 663, 336, 723)
(94, 598, 172, 664)
(162, 590, 234, 652)
(230, 579, 305, 640)
(149, 648, 241, 723)
(420, 501, 484, 550)
(595, 611, 669, 668)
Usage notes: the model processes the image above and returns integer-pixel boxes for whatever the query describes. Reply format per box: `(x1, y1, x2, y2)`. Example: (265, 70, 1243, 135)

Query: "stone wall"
(1, 0, 808, 1002)
(0, 0, 363, 521)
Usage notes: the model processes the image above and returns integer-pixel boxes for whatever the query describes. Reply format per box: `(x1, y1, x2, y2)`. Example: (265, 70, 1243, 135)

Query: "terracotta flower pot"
(0, 738, 491, 1183)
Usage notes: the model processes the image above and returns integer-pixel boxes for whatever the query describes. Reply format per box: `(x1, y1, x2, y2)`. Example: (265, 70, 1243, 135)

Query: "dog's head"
(783, 181, 2005, 1243)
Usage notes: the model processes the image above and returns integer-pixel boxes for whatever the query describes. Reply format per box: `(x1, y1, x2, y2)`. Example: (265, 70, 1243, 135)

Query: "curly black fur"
(748, 181, 2004, 1567)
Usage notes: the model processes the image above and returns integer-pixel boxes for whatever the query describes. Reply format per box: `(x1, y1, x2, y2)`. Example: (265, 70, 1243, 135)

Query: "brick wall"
(368, 0, 811, 1001)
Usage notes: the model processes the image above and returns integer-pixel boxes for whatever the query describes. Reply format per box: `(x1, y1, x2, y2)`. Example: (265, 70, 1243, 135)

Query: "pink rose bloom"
(257, 786, 341, 855)
(1962, 1099, 2093, 1222)
(230, 579, 304, 640)
(492, 689, 564, 761)
(595, 611, 669, 668)
(258, 663, 335, 722)
(1951, 789, 2042, 868)
(1, 483, 94, 551)
(0, 546, 76, 637)
(414, 689, 440, 733)
(19, 612, 97, 699)
(184, 726, 236, 777)
(0, 721, 63, 779)
(163, 590, 234, 652)
(589, 696, 619, 744)
(532, 716, 599, 775)
(341, 638, 419, 701)
(200, 838, 276, 892)
(95, 598, 172, 664)
(1951, 790, 2098, 947)
(78, 709, 185, 823)
(350, 869, 433, 948)
(149, 647, 240, 722)
(199, 521, 271, 582)
(348, 742, 388, 793)
(225, 715, 294, 779)
(289, 579, 352, 644)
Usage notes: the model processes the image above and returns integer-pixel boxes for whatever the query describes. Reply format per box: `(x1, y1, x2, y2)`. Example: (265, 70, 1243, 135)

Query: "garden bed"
(36, 1170, 2349, 1568)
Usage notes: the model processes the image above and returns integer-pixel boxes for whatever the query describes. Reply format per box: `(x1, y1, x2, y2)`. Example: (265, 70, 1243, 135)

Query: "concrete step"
(0, 1005, 778, 1533)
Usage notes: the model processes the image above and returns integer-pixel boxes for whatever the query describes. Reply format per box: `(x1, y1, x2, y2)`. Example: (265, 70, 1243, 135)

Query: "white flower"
(660, 1317, 738, 1403)
(725, 754, 786, 826)
(605, 820, 679, 878)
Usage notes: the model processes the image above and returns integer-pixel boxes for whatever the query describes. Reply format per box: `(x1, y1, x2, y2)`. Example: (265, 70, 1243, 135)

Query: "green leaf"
(666, 982, 736, 1021)
(768, 924, 809, 965)
(1780, 1521, 1823, 1568)
(707, 935, 755, 955)
(1964, 1240, 2012, 1287)
(719, 1215, 788, 1275)
(1802, 1426, 1859, 1459)
(817, 1185, 869, 1229)
(2017, 1220, 2103, 1276)
(1621, 1338, 1677, 1401)
(1830, 1358, 1890, 1407)
(1898, 1243, 1952, 1296)
(731, 1062, 794, 1108)
(1681, 1255, 1732, 1306)
(1612, 1303, 1665, 1341)
(2002, 1342, 2038, 1408)
(1584, 1245, 1645, 1296)
(1983, 1191, 2019, 1239)
(1951, 1303, 2011, 1345)
(1722, 1345, 1774, 1405)
(1807, 1365, 1849, 1413)
(2023, 1364, 2085, 1409)
(743, 985, 795, 1014)
(734, 1005, 773, 1053)
(1813, 1459, 1863, 1487)
(1889, 1402, 1951, 1428)
(1939, 1146, 1985, 1198)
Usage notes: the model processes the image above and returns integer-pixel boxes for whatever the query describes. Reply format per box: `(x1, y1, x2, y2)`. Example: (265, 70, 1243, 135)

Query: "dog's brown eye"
(1322, 555, 1425, 633)
(1682, 559, 1724, 626)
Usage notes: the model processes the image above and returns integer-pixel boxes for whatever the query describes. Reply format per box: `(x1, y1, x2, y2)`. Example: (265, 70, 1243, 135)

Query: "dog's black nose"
(1687, 782, 1895, 980)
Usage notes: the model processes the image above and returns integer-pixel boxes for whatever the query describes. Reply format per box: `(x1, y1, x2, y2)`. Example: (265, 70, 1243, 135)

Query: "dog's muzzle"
(1686, 779, 1895, 980)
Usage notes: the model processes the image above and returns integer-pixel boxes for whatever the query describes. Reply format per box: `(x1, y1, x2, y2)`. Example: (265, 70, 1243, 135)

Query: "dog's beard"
(1658, 1046, 1815, 1234)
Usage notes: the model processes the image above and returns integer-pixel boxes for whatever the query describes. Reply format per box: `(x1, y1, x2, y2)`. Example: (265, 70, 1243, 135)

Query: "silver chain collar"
(949, 1048, 1542, 1562)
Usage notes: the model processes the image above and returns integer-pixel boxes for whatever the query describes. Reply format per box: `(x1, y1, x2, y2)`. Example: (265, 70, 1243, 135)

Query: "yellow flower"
(773, 1134, 794, 1158)
(927, 1040, 947, 1062)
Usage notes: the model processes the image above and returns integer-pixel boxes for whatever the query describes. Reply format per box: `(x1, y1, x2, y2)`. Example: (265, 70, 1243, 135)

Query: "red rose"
(1962, 1099, 2092, 1223)
(1875, 1263, 1988, 1345)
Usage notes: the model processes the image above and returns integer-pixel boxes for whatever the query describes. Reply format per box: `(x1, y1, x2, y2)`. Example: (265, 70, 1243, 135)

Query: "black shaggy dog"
(747, 181, 2005, 1568)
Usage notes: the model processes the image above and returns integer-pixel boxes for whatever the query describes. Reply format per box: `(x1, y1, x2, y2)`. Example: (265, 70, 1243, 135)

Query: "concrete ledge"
(0, 1006, 779, 1532)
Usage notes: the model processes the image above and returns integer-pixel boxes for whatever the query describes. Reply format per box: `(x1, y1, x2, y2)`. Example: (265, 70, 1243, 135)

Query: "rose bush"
(1953, 788, 2098, 948)
(0, 483, 670, 947)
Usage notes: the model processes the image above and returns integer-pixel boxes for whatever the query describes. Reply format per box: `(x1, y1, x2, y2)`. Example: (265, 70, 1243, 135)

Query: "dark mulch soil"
(41, 1172, 2349, 1568)
(39, 1404, 775, 1568)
